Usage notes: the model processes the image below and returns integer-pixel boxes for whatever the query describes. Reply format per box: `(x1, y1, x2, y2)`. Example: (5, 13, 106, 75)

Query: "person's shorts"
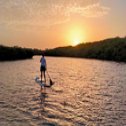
(40, 66, 46, 72)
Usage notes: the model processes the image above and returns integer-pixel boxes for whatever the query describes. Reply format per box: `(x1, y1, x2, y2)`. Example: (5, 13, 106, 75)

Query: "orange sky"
(0, 0, 126, 49)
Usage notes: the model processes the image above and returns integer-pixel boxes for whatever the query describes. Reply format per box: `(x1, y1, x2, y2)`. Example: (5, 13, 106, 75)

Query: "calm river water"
(0, 56, 126, 126)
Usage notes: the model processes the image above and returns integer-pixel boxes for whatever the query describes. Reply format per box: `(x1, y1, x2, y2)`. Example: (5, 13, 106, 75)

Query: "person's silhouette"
(40, 53, 47, 83)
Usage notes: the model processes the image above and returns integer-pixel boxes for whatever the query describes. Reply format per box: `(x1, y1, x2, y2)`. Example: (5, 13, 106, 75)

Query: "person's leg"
(41, 71, 43, 82)
(44, 71, 46, 82)
(40, 66, 42, 82)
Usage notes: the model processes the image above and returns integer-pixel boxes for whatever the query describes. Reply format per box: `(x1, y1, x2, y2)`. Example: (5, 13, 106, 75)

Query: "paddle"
(46, 71, 54, 86)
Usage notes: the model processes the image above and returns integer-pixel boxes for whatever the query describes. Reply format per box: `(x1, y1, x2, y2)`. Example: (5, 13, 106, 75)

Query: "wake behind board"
(35, 77, 52, 88)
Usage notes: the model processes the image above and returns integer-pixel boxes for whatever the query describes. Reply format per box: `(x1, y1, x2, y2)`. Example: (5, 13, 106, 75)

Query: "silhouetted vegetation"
(45, 37, 126, 62)
(33, 48, 43, 55)
(0, 37, 126, 62)
(0, 45, 35, 61)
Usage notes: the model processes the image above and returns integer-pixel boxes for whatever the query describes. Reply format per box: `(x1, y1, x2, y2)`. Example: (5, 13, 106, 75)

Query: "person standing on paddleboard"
(40, 53, 47, 82)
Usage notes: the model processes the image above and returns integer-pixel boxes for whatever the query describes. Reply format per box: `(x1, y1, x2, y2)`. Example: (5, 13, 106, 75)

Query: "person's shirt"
(40, 57, 46, 67)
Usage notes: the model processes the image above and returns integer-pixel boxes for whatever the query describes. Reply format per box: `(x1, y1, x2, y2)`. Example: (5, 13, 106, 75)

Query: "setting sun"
(67, 26, 86, 46)
(73, 38, 81, 46)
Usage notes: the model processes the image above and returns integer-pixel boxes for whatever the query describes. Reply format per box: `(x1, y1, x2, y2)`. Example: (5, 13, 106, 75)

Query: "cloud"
(83, 3, 110, 17)
(67, 3, 110, 18)
(0, 0, 110, 28)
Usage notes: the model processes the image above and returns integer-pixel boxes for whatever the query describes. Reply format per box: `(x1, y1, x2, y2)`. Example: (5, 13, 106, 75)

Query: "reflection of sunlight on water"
(0, 56, 126, 126)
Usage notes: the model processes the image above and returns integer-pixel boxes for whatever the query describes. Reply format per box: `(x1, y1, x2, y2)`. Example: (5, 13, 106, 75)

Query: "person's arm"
(40, 57, 42, 63)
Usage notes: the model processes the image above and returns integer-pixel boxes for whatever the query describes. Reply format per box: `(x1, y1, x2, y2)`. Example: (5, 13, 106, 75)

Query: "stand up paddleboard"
(35, 76, 53, 88)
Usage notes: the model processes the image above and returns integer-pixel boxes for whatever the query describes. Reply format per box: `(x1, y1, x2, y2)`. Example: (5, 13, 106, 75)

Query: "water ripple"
(0, 56, 126, 126)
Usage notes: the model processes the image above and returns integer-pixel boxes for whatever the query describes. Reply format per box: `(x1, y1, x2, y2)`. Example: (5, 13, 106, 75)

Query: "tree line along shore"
(0, 45, 41, 61)
(0, 37, 126, 62)
(45, 37, 126, 62)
